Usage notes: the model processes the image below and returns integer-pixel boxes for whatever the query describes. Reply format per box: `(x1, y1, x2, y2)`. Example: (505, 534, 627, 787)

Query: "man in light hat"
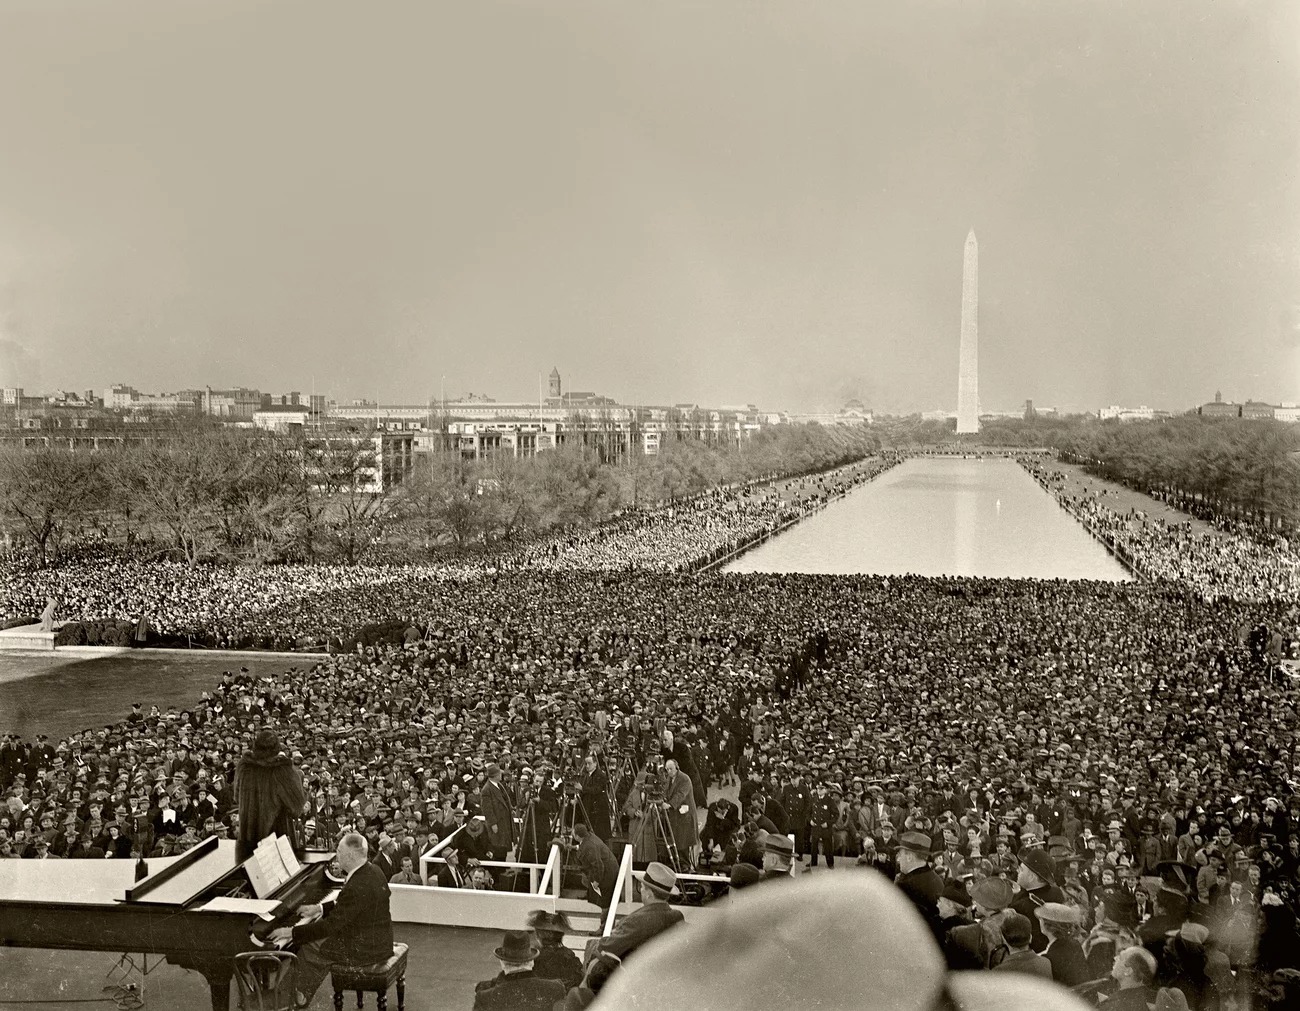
(595, 861, 684, 962)
(473, 929, 565, 1011)
(760, 832, 796, 881)
(588, 871, 1087, 1010)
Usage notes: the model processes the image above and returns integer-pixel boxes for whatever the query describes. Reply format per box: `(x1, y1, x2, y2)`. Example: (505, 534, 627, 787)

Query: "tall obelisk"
(956, 228, 979, 433)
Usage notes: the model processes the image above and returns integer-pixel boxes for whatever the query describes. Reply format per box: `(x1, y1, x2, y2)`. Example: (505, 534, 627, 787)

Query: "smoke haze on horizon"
(0, 0, 1297, 414)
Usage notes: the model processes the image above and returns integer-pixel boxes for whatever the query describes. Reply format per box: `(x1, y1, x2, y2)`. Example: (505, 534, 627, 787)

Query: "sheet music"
(199, 897, 282, 919)
(274, 835, 302, 878)
(245, 834, 294, 898)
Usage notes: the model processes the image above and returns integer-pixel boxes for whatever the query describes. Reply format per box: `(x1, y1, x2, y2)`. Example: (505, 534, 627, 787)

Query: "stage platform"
(0, 923, 502, 1010)
(0, 623, 56, 652)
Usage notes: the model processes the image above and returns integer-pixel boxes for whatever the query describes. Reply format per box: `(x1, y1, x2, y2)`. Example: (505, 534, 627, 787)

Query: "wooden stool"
(329, 942, 408, 1011)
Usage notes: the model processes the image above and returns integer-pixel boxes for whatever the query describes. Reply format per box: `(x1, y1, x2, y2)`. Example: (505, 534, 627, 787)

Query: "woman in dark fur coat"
(235, 729, 306, 863)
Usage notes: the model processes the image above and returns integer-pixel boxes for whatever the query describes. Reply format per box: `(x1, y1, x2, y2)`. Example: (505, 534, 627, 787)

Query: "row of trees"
(1057, 416, 1300, 534)
(0, 422, 879, 567)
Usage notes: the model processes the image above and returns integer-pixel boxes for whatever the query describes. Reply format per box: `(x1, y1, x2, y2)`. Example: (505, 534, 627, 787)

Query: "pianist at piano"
(267, 831, 395, 1009)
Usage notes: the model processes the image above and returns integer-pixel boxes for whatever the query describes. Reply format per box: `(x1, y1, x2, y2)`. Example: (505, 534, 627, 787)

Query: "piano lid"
(127, 837, 240, 906)
(0, 852, 187, 907)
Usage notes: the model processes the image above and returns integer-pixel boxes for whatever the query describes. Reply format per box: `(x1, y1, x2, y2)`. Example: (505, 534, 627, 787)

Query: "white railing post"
(603, 844, 635, 938)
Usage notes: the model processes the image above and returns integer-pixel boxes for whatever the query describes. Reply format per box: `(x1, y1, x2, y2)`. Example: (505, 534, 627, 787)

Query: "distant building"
(103, 384, 200, 412)
(1099, 405, 1156, 422)
(1242, 400, 1276, 420)
(202, 387, 261, 420)
(1198, 390, 1241, 418)
(252, 405, 312, 433)
(1275, 404, 1300, 424)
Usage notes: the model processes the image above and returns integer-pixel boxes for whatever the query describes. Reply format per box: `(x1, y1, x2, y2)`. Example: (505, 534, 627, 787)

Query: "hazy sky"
(0, 0, 1297, 413)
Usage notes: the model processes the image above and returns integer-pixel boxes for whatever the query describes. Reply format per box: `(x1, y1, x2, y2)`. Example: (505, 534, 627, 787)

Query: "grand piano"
(0, 836, 333, 1010)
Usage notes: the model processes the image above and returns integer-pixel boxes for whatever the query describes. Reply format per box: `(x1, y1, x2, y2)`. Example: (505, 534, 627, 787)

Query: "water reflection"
(725, 457, 1131, 580)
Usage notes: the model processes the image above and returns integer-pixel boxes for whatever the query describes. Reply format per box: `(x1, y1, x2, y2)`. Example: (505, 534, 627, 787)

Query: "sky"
(0, 0, 1297, 415)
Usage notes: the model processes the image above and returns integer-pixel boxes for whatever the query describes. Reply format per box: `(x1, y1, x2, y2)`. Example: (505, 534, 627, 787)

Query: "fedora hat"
(643, 861, 680, 897)
(898, 831, 932, 856)
(1019, 848, 1057, 885)
(763, 834, 795, 858)
(494, 930, 540, 963)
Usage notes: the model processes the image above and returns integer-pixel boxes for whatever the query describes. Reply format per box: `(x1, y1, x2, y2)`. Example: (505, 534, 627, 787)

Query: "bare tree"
(0, 447, 105, 567)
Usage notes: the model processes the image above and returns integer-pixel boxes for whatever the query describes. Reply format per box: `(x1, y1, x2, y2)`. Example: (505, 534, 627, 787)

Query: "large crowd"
(2, 453, 1300, 1007)
(1022, 458, 1300, 605)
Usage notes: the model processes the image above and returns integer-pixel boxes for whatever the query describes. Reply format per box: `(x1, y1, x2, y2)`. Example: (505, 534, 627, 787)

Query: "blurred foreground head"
(591, 869, 1090, 1010)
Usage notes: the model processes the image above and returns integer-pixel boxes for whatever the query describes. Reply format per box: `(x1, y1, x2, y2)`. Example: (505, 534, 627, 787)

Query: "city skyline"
(0, 1, 1297, 414)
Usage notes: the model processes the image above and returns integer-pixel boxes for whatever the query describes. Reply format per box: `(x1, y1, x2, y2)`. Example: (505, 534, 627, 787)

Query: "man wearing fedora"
(526, 909, 583, 990)
(895, 830, 945, 944)
(1011, 846, 1065, 953)
(760, 832, 796, 882)
(596, 861, 685, 962)
(473, 930, 565, 1011)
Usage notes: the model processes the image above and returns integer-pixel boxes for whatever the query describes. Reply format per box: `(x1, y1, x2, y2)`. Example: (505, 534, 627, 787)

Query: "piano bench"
(329, 943, 408, 1011)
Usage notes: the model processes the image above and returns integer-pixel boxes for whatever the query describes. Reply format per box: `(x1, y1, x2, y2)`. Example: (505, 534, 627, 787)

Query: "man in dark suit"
(573, 823, 620, 912)
(480, 763, 515, 860)
(435, 846, 466, 888)
(268, 832, 393, 1009)
(472, 930, 565, 1011)
(894, 831, 944, 944)
(1011, 848, 1066, 953)
(991, 913, 1053, 980)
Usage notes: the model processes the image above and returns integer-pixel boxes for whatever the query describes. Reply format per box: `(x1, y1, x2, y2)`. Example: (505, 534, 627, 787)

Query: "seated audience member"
(473, 930, 565, 1011)
(595, 861, 685, 962)
(527, 910, 583, 990)
(267, 832, 393, 1010)
(388, 854, 421, 885)
(436, 847, 466, 888)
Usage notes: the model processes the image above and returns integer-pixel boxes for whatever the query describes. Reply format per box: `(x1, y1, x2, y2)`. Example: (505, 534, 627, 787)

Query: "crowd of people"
(1021, 458, 1300, 605)
(0, 457, 894, 651)
(1, 451, 1300, 1007)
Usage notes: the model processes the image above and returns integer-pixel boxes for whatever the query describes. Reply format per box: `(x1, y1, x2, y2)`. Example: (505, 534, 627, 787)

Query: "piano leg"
(202, 968, 232, 1011)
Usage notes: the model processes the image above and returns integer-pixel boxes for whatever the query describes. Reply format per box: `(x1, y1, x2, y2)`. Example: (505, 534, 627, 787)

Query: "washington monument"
(956, 229, 979, 434)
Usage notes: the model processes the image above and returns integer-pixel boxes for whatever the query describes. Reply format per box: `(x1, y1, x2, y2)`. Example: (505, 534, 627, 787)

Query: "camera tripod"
(515, 796, 552, 865)
(630, 795, 687, 874)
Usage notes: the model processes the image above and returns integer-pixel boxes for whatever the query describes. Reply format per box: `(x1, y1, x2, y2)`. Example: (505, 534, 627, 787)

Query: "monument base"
(0, 623, 58, 652)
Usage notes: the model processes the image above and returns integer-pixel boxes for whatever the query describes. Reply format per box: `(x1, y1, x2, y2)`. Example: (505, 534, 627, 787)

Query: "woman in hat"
(234, 729, 306, 863)
(526, 909, 582, 990)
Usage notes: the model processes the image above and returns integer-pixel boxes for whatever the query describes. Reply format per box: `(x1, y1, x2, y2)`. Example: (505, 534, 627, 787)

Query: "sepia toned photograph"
(0, 0, 1298, 1008)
